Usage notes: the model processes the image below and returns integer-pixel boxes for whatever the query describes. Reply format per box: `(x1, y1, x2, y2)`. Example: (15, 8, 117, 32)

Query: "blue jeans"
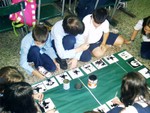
(52, 34, 91, 62)
(27, 46, 56, 72)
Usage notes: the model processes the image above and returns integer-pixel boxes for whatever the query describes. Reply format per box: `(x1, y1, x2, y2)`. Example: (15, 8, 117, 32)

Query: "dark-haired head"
(2, 82, 37, 113)
(62, 15, 85, 36)
(0, 66, 24, 93)
(32, 23, 49, 43)
(142, 16, 150, 38)
(92, 8, 108, 24)
(120, 72, 150, 106)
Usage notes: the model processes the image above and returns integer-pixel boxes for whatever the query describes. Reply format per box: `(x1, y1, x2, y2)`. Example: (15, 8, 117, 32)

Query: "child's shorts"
(88, 32, 119, 52)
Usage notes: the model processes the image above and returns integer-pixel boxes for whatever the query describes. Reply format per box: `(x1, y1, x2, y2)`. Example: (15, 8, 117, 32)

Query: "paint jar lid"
(89, 75, 97, 80)
(63, 79, 69, 83)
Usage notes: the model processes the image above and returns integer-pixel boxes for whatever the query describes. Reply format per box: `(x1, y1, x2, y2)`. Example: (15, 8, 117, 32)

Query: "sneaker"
(38, 66, 51, 78)
(56, 58, 68, 70)
(110, 28, 119, 34)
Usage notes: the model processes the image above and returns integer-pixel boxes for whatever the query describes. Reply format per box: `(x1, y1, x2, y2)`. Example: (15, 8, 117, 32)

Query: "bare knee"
(92, 47, 106, 58)
(93, 52, 104, 58)
(114, 35, 124, 46)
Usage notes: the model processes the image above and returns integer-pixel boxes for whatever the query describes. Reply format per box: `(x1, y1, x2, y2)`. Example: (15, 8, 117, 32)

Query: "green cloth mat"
(33, 50, 150, 113)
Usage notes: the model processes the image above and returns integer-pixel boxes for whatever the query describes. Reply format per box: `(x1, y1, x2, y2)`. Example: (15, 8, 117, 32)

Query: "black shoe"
(56, 58, 68, 70)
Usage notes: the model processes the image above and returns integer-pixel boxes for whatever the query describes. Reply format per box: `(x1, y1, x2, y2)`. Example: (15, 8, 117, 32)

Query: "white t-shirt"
(82, 14, 109, 44)
(134, 19, 150, 42)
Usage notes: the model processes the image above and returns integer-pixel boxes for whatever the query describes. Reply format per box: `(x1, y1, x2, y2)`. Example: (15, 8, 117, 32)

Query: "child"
(82, 8, 125, 58)
(51, 15, 91, 70)
(20, 23, 60, 79)
(0, 66, 43, 101)
(0, 66, 24, 94)
(107, 72, 150, 113)
(0, 82, 55, 113)
(125, 16, 150, 59)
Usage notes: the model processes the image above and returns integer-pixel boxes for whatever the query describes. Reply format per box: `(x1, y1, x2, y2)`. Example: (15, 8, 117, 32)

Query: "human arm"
(68, 58, 78, 69)
(126, 19, 143, 44)
(125, 30, 139, 44)
(32, 70, 45, 79)
(130, 30, 139, 41)
(20, 33, 35, 75)
(51, 21, 88, 59)
(54, 36, 88, 59)
(43, 34, 61, 71)
(70, 35, 89, 68)
(51, 21, 76, 59)
(99, 32, 109, 51)
(102, 32, 109, 45)
(20, 33, 45, 79)
(72, 35, 89, 58)
(100, 19, 110, 46)
(68, 35, 89, 69)
(68, 42, 89, 69)
(20, 48, 45, 79)
(111, 97, 124, 106)
(74, 43, 89, 54)
(110, 97, 138, 113)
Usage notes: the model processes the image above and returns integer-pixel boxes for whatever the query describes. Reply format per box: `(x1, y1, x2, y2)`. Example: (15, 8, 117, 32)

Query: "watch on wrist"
(130, 39, 134, 42)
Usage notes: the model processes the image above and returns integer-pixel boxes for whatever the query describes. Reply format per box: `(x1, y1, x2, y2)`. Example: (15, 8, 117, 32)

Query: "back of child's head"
(92, 8, 108, 24)
(121, 72, 150, 106)
(3, 82, 33, 98)
(32, 23, 49, 43)
(0, 66, 25, 93)
(63, 15, 85, 36)
(2, 82, 37, 113)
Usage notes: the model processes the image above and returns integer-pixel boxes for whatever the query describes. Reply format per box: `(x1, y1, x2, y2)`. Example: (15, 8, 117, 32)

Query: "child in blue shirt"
(20, 23, 59, 79)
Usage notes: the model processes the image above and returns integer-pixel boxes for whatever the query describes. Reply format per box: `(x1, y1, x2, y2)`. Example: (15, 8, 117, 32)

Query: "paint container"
(88, 75, 98, 89)
(63, 79, 70, 90)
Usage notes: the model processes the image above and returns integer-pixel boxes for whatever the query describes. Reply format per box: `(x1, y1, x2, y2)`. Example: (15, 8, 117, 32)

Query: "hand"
(38, 74, 46, 79)
(32, 93, 44, 102)
(111, 97, 123, 105)
(32, 70, 46, 79)
(75, 43, 89, 53)
(68, 58, 78, 69)
(124, 39, 132, 44)
(79, 43, 89, 51)
(99, 44, 107, 51)
(53, 59, 60, 71)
